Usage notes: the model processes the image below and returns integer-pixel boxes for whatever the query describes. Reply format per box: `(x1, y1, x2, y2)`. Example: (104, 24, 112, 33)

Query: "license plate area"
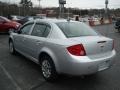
(98, 60, 110, 71)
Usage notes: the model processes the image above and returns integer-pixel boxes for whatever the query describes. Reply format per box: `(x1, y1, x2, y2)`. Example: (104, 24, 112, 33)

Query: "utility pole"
(59, 0, 66, 18)
(18, 4, 21, 16)
(28, 0, 32, 15)
(105, 0, 109, 19)
(8, 0, 11, 15)
(38, 0, 42, 14)
(105, 0, 109, 36)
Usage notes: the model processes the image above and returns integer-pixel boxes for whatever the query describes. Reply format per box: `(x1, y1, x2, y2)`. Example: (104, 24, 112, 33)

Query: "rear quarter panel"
(38, 38, 78, 73)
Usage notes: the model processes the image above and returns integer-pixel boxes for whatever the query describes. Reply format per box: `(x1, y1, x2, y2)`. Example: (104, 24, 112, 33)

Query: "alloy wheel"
(9, 41, 14, 53)
(41, 60, 52, 78)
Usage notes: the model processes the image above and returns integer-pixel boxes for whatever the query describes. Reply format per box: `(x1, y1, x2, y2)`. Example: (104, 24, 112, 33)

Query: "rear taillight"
(67, 44, 86, 56)
(112, 40, 114, 50)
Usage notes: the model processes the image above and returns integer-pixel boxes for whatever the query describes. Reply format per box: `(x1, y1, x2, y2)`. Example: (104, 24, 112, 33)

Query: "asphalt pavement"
(0, 24, 120, 90)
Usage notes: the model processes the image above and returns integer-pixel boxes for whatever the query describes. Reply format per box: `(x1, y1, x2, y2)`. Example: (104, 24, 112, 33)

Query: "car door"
(24, 22, 51, 60)
(14, 22, 34, 54)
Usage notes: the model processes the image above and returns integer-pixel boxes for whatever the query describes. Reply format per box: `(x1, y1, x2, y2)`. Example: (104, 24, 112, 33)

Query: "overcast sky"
(0, 0, 120, 9)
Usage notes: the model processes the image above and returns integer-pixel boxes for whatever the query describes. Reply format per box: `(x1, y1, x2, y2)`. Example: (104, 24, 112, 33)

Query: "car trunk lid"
(68, 36, 113, 56)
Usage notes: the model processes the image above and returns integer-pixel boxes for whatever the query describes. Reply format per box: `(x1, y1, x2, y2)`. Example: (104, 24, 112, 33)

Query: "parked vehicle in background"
(17, 16, 45, 25)
(17, 16, 34, 25)
(0, 16, 21, 33)
(114, 17, 120, 32)
(79, 17, 89, 22)
(11, 15, 24, 21)
(9, 19, 116, 82)
(33, 16, 46, 19)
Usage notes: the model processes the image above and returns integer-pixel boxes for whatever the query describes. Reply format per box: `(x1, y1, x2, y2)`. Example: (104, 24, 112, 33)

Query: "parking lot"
(0, 24, 120, 90)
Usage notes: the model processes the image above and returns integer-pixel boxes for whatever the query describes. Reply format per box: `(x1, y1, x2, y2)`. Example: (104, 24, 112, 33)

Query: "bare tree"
(20, 0, 33, 15)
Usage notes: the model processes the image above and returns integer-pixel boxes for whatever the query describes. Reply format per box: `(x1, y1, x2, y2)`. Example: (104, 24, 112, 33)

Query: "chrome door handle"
(36, 41, 42, 45)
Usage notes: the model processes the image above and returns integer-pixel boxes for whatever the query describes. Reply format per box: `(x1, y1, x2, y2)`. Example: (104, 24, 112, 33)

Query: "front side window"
(31, 23, 51, 37)
(56, 22, 99, 38)
(20, 23, 33, 35)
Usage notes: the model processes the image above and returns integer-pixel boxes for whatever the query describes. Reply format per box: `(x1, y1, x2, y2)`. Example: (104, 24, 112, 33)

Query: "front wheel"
(118, 28, 120, 33)
(9, 40, 16, 54)
(40, 55, 58, 82)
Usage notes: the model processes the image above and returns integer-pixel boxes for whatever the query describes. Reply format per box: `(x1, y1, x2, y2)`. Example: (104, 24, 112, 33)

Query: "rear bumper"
(59, 50, 116, 75)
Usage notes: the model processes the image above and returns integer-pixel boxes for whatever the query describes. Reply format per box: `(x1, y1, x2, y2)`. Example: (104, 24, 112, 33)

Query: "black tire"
(118, 28, 120, 33)
(40, 55, 58, 82)
(9, 40, 16, 54)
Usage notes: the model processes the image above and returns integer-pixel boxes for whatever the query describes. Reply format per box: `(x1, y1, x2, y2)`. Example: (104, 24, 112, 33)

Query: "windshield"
(56, 22, 99, 38)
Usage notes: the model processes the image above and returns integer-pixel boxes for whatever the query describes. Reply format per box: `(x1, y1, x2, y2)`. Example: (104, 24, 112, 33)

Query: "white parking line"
(0, 63, 21, 90)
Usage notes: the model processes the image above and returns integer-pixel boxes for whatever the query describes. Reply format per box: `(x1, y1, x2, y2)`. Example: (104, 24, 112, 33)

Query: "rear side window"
(43, 26, 51, 37)
(31, 23, 50, 37)
(56, 22, 98, 38)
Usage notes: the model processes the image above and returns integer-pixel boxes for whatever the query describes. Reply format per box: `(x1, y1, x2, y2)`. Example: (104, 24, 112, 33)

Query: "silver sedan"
(9, 19, 116, 81)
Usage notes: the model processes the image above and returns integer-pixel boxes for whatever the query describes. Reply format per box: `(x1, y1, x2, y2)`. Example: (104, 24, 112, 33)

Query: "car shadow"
(0, 33, 9, 35)
(8, 52, 112, 90)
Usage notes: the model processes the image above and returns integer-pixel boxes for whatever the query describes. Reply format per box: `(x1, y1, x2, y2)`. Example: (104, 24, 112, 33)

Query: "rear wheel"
(9, 40, 16, 54)
(40, 55, 58, 82)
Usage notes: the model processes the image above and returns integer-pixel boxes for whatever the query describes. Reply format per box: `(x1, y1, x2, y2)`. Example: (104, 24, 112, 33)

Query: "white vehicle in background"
(79, 18, 89, 22)
(11, 15, 24, 21)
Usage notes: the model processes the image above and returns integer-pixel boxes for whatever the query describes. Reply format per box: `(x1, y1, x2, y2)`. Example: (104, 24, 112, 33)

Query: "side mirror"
(17, 30, 22, 34)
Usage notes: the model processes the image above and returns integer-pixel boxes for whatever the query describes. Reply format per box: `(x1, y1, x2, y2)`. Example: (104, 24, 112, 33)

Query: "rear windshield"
(56, 22, 98, 38)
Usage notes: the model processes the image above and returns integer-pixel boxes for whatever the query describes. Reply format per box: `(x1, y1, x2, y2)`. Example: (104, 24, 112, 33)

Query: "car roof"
(35, 18, 78, 23)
